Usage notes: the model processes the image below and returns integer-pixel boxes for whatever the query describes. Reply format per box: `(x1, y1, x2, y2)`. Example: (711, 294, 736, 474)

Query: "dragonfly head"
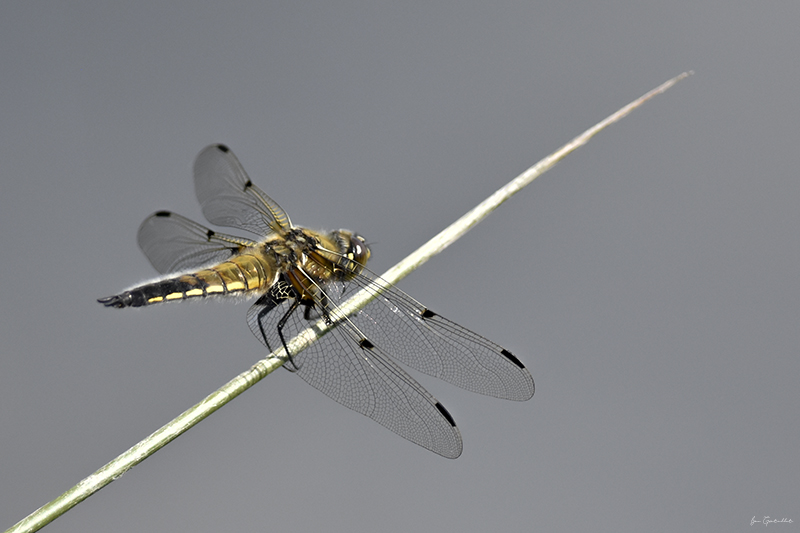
(333, 229, 371, 273)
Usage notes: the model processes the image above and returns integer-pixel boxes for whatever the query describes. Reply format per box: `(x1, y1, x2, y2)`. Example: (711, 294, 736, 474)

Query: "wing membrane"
(137, 211, 258, 274)
(246, 293, 463, 458)
(243, 250, 533, 456)
(330, 266, 535, 401)
(194, 144, 292, 236)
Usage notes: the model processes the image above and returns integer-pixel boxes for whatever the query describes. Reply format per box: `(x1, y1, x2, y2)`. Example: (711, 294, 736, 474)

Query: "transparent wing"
(335, 266, 535, 401)
(246, 290, 463, 458)
(137, 211, 258, 274)
(193, 144, 292, 236)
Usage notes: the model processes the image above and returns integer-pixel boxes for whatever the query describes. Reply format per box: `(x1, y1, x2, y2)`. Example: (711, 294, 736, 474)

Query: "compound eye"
(341, 231, 370, 266)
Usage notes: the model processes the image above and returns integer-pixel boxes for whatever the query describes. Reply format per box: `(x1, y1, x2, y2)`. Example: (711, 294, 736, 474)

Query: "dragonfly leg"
(252, 278, 303, 370)
(275, 298, 302, 371)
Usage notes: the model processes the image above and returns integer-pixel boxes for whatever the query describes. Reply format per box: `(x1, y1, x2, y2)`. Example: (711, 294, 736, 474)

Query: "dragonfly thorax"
(272, 227, 370, 304)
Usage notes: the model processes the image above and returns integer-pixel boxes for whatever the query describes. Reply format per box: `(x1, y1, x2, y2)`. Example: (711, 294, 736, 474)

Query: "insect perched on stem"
(100, 144, 534, 458)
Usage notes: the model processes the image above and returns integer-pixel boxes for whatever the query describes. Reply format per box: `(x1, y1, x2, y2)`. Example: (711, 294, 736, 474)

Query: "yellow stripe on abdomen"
(99, 252, 278, 308)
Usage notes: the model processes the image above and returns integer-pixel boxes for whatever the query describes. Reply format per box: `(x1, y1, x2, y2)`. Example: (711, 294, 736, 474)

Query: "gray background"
(1, 2, 797, 532)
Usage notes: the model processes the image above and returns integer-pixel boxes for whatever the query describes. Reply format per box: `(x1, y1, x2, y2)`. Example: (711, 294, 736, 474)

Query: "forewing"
(246, 295, 464, 458)
(329, 267, 535, 401)
(137, 211, 258, 274)
(193, 144, 292, 236)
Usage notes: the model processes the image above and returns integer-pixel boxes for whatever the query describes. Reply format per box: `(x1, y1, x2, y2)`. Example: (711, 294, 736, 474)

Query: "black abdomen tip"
(97, 295, 125, 308)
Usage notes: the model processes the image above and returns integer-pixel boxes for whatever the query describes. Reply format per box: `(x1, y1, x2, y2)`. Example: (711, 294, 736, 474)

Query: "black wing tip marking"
(499, 349, 535, 399)
(500, 348, 526, 370)
(215, 144, 230, 153)
(420, 306, 531, 372)
(435, 402, 457, 428)
(154, 210, 172, 217)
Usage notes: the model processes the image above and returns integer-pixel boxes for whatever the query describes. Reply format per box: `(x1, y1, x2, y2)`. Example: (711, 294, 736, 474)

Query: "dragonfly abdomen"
(98, 253, 276, 308)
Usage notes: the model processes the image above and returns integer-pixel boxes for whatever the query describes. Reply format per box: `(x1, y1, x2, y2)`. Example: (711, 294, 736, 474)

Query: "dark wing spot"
(155, 211, 171, 217)
(206, 229, 215, 238)
(244, 179, 253, 189)
(421, 308, 437, 319)
(435, 402, 457, 427)
(216, 144, 230, 153)
(500, 348, 525, 369)
(359, 338, 375, 350)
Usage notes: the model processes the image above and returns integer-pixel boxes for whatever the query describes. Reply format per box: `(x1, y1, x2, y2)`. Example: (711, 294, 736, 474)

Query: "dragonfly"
(99, 144, 534, 458)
